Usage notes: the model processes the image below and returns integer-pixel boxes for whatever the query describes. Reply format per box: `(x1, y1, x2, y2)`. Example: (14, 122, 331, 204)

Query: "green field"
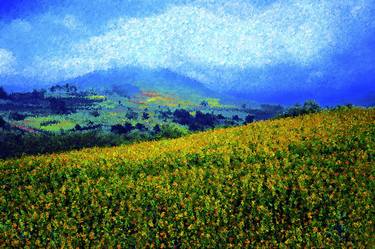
(1, 108, 374, 247)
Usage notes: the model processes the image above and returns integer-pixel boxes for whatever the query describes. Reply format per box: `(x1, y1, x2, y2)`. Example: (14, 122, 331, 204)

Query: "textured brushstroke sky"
(0, 0, 374, 104)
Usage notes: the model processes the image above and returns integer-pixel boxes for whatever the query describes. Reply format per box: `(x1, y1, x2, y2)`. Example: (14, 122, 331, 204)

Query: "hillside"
(1, 108, 374, 247)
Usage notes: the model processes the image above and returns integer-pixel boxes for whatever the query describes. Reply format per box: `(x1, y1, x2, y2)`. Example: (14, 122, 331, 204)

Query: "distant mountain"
(1, 68, 261, 105)
(57, 67, 227, 103)
(0, 75, 44, 93)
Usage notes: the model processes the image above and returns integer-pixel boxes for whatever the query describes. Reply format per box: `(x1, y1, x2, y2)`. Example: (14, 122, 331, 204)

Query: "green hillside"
(1, 108, 374, 247)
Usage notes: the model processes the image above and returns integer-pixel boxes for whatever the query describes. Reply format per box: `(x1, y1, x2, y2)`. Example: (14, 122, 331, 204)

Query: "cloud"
(32, 1, 342, 82)
(0, 49, 16, 74)
(60, 15, 81, 30)
(1, 0, 372, 94)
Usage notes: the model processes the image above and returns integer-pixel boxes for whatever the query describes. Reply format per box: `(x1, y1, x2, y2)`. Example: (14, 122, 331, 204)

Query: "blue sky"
(0, 0, 374, 104)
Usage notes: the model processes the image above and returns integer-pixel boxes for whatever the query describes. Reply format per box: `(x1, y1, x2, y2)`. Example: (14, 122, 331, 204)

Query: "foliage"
(244, 114, 255, 124)
(157, 123, 189, 138)
(86, 95, 107, 101)
(9, 112, 26, 121)
(281, 100, 321, 118)
(142, 112, 150, 120)
(0, 115, 6, 127)
(111, 122, 134, 135)
(0, 87, 8, 99)
(125, 109, 138, 120)
(260, 104, 284, 115)
(1, 108, 374, 247)
(173, 109, 222, 131)
(0, 130, 129, 159)
(42, 120, 76, 132)
(48, 98, 69, 114)
(206, 98, 221, 108)
(49, 84, 78, 94)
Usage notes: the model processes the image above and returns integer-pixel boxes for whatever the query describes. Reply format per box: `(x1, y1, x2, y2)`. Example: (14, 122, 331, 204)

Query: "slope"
(1, 108, 374, 247)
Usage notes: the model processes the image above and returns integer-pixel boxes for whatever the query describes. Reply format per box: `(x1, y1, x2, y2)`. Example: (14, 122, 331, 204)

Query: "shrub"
(159, 123, 189, 138)
(244, 114, 255, 124)
(282, 100, 321, 118)
(0, 116, 6, 128)
(9, 112, 26, 121)
(0, 86, 8, 99)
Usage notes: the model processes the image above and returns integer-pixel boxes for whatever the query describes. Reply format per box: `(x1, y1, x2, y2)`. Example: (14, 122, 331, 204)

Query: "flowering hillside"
(1, 108, 374, 247)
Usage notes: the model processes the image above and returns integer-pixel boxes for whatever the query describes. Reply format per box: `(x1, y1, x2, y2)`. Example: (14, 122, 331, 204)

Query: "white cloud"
(33, 1, 340, 82)
(61, 15, 81, 30)
(0, 49, 16, 75)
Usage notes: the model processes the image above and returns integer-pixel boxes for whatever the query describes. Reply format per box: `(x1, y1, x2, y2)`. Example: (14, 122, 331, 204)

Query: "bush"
(0, 86, 8, 99)
(111, 122, 134, 134)
(159, 123, 189, 138)
(49, 98, 69, 114)
(135, 123, 147, 132)
(126, 110, 138, 120)
(282, 100, 321, 118)
(173, 109, 193, 125)
(9, 112, 26, 121)
(142, 112, 150, 120)
(0, 116, 6, 128)
(0, 130, 129, 159)
(244, 114, 255, 124)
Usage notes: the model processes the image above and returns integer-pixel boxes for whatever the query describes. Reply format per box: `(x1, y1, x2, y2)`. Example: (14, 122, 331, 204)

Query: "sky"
(0, 0, 374, 105)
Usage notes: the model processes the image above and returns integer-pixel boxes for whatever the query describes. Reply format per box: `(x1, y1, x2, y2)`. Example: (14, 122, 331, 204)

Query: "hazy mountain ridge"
(54, 67, 232, 103)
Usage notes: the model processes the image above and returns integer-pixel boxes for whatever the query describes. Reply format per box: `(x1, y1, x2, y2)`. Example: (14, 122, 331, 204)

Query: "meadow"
(0, 108, 374, 247)
(0, 85, 280, 159)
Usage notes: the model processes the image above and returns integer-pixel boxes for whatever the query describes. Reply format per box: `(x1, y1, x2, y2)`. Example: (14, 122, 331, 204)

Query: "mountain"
(57, 67, 231, 104)
(0, 75, 44, 93)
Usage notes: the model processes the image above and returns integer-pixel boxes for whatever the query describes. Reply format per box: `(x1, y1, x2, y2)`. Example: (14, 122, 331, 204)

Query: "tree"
(124, 122, 134, 133)
(0, 116, 6, 128)
(142, 112, 150, 120)
(9, 112, 26, 121)
(200, 100, 209, 107)
(66, 84, 77, 93)
(173, 109, 192, 126)
(49, 84, 77, 94)
(194, 111, 216, 128)
(153, 124, 161, 134)
(135, 123, 147, 132)
(232, 115, 241, 122)
(31, 89, 45, 99)
(302, 100, 321, 114)
(74, 124, 82, 131)
(260, 104, 284, 115)
(244, 114, 255, 124)
(159, 109, 172, 120)
(49, 98, 68, 114)
(111, 122, 134, 134)
(282, 100, 321, 118)
(126, 110, 138, 120)
(0, 87, 8, 99)
(285, 104, 303, 117)
(90, 110, 100, 117)
(217, 114, 225, 120)
(159, 123, 189, 138)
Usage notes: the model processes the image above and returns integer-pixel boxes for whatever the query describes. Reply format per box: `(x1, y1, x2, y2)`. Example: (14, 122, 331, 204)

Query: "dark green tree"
(0, 87, 8, 99)
(0, 116, 6, 128)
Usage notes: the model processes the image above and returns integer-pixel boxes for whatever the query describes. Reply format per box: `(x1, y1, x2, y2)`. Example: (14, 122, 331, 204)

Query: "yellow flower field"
(1, 108, 374, 248)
